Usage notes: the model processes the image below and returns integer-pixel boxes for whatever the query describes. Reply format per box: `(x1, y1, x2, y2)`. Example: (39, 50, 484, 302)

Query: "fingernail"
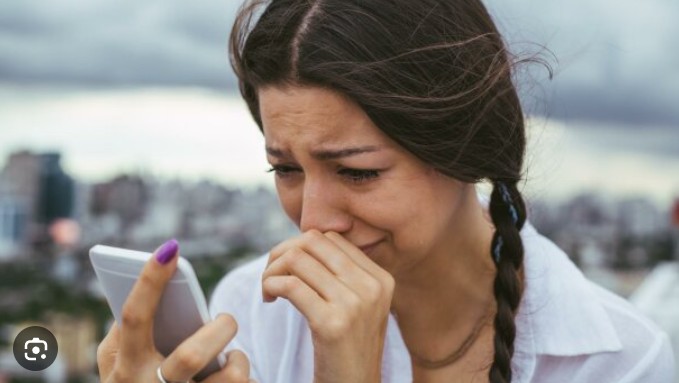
(156, 239, 179, 264)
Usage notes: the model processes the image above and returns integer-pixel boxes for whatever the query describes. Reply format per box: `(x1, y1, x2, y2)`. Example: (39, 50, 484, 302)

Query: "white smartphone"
(89, 244, 226, 381)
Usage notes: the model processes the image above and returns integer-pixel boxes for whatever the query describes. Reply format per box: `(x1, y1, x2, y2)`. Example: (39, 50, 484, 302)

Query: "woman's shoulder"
(519, 228, 676, 382)
(530, 281, 675, 382)
(587, 282, 675, 381)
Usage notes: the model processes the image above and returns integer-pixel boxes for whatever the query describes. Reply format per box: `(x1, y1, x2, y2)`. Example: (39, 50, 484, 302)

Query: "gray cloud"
(486, 0, 679, 127)
(0, 0, 677, 127)
(0, 0, 240, 87)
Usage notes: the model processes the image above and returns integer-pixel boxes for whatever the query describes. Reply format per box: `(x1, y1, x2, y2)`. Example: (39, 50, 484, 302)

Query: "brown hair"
(229, 0, 544, 381)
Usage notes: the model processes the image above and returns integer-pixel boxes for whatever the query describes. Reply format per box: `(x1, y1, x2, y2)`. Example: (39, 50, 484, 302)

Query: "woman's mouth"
(358, 239, 383, 256)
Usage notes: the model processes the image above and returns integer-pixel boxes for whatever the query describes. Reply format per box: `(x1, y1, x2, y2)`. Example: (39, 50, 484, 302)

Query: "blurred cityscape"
(0, 149, 298, 382)
(0, 149, 677, 382)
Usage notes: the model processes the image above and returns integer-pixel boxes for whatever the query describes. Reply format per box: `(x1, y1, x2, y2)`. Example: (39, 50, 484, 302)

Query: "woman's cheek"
(277, 188, 303, 227)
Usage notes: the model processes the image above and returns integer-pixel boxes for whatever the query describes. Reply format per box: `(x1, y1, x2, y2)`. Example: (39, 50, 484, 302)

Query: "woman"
(96, 0, 676, 382)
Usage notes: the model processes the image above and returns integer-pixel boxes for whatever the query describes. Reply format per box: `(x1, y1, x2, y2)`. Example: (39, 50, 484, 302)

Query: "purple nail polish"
(156, 239, 179, 264)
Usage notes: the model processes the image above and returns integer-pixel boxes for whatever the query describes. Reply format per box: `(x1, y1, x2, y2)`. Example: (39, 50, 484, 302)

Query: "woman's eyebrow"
(266, 145, 383, 160)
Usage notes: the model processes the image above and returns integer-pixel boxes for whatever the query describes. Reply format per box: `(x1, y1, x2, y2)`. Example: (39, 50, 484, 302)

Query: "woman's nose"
(298, 180, 352, 234)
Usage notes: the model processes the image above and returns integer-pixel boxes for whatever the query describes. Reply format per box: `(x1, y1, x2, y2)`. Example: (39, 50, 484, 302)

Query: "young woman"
(96, 0, 676, 382)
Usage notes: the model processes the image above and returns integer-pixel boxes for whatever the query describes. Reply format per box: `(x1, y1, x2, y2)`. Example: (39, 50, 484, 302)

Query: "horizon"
(1, 85, 678, 209)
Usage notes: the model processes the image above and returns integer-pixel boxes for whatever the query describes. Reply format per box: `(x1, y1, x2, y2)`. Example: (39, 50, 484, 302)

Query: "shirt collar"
(477, 192, 622, 382)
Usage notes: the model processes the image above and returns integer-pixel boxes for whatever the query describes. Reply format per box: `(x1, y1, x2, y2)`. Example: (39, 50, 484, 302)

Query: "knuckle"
(333, 255, 352, 274)
(285, 250, 306, 270)
(303, 228, 323, 241)
(323, 314, 350, 340)
(383, 274, 396, 296)
(175, 346, 205, 371)
(138, 271, 160, 290)
(96, 325, 120, 367)
(96, 332, 109, 354)
(110, 368, 132, 381)
(323, 231, 340, 241)
(96, 342, 109, 364)
(306, 311, 326, 334)
(344, 292, 363, 313)
(383, 272, 395, 289)
(287, 246, 306, 259)
(269, 243, 284, 259)
(95, 346, 105, 366)
(121, 302, 146, 327)
(367, 274, 395, 304)
(282, 276, 302, 293)
(364, 278, 383, 300)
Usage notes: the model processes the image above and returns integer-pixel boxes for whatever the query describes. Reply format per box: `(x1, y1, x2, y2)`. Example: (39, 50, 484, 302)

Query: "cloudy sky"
(0, 0, 239, 87)
(0, 0, 678, 205)
(1, 0, 677, 126)
(487, 0, 679, 127)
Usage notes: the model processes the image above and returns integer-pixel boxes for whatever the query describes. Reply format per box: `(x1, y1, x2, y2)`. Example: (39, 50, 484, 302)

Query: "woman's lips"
(358, 239, 383, 255)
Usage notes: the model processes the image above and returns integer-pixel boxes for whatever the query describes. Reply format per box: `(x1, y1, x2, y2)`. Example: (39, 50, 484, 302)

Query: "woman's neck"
(389, 187, 497, 360)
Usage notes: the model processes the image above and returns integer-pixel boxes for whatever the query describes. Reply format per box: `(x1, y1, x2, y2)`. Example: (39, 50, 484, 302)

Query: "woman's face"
(259, 85, 474, 275)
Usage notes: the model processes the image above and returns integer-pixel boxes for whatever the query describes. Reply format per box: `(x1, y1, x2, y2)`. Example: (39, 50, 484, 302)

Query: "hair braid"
(488, 181, 526, 383)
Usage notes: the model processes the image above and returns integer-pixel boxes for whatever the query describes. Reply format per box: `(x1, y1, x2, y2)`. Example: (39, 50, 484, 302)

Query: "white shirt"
(209, 198, 676, 382)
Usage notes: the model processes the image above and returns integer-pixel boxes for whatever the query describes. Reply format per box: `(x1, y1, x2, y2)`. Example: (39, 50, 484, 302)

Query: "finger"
(323, 231, 390, 279)
(267, 230, 341, 268)
(97, 322, 121, 379)
(119, 239, 180, 362)
(262, 275, 326, 319)
(201, 350, 251, 383)
(268, 230, 372, 285)
(324, 232, 395, 302)
(262, 247, 351, 302)
(162, 313, 239, 382)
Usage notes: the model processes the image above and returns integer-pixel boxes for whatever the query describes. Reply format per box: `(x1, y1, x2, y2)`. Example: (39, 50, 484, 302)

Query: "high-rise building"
(0, 150, 75, 257)
(0, 197, 27, 259)
(37, 153, 74, 224)
(0, 151, 41, 258)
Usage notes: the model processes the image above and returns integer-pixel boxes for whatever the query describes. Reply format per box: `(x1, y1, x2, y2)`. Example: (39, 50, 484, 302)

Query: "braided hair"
(488, 181, 526, 382)
(230, 0, 548, 381)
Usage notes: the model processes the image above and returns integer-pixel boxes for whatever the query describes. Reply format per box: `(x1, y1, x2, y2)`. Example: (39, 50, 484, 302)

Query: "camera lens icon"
(13, 326, 58, 371)
(24, 337, 49, 361)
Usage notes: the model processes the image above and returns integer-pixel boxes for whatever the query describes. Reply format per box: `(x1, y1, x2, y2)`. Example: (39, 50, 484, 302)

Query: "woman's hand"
(96, 240, 256, 383)
(262, 230, 395, 383)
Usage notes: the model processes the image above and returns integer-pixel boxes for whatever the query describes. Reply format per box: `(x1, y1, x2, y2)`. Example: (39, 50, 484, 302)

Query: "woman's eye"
(266, 165, 380, 184)
(266, 165, 299, 178)
(339, 168, 380, 183)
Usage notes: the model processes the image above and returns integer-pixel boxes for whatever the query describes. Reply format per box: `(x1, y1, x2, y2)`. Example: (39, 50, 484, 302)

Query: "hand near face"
(262, 230, 395, 383)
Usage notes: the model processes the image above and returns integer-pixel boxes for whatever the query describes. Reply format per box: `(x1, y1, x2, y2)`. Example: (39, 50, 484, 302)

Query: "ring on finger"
(156, 364, 189, 383)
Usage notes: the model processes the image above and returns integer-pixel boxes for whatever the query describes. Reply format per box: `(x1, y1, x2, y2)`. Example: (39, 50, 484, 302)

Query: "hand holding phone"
(90, 240, 252, 382)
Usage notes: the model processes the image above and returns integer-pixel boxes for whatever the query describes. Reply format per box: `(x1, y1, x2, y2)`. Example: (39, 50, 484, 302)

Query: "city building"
(0, 151, 76, 259)
(0, 151, 42, 259)
(0, 197, 27, 260)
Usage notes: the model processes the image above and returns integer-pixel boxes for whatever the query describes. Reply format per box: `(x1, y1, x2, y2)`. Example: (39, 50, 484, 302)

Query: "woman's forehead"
(259, 86, 388, 149)
(259, 85, 361, 120)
